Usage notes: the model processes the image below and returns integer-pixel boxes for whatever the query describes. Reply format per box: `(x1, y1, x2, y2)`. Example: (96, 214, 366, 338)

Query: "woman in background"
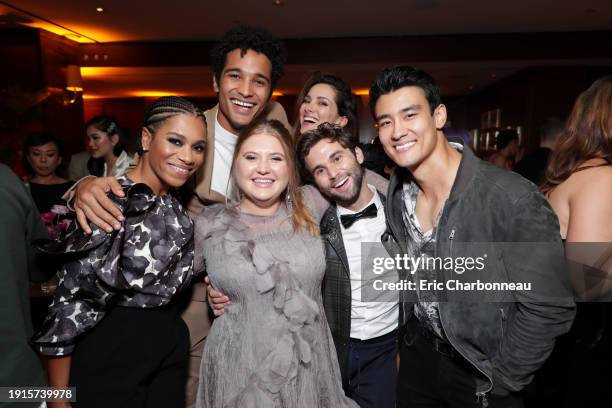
(293, 72, 358, 144)
(85, 115, 133, 177)
(541, 75, 612, 408)
(23, 132, 74, 330)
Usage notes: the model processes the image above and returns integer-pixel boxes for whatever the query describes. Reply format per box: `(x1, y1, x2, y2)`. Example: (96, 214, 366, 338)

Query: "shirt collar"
(337, 184, 381, 216)
(214, 111, 238, 142)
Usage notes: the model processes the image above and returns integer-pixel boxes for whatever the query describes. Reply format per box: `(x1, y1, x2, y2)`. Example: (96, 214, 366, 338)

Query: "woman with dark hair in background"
(23, 132, 74, 330)
(539, 75, 612, 408)
(85, 115, 134, 177)
(33, 96, 207, 408)
(293, 71, 359, 143)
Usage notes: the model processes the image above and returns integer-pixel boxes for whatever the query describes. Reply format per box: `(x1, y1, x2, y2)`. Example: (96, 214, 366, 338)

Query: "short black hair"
(22, 132, 65, 175)
(211, 26, 286, 92)
(296, 123, 357, 182)
(539, 117, 564, 143)
(496, 129, 519, 150)
(369, 66, 442, 117)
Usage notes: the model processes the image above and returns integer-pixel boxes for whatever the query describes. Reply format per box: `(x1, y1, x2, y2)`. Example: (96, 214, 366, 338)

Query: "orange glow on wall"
(353, 89, 370, 96)
(80, 67, 123, 77)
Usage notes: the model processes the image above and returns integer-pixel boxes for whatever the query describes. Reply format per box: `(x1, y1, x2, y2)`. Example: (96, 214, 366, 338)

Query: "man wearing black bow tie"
(296, 123, 400, 408)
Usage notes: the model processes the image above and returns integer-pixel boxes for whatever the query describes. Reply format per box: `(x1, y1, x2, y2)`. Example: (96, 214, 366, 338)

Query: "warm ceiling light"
(353, 89, 370, 96)
(130, 91, 184, 98)
(96, 7, 104, 12)
(272, 0, 284, 5)
(272, 91, 284, 96)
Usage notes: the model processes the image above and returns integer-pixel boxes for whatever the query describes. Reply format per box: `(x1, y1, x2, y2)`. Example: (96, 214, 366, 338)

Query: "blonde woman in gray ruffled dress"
(195, 119, 358, 408)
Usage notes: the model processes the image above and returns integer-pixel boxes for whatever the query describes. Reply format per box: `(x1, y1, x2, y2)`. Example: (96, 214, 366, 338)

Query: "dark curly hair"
(211, 25, 286, 94)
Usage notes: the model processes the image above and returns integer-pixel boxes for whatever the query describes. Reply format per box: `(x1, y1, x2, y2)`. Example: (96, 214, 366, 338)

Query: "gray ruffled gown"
(195, 195, 357, 408)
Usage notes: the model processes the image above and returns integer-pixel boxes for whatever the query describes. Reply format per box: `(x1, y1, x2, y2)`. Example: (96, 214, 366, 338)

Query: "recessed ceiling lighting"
(272, 0, 284, 6)
(96, 7, 104, 13)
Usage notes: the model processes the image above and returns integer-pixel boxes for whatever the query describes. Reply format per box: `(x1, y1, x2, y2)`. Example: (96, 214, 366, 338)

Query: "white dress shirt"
(337, 184, 399, 340)
(210, 114, 238, 196)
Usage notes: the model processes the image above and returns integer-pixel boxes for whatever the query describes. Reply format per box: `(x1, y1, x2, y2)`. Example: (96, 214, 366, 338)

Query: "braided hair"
(139, 96, 207, 154)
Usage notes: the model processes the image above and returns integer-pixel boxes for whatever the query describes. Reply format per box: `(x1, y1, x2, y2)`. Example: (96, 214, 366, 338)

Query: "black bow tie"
(340, 203, 378, 229)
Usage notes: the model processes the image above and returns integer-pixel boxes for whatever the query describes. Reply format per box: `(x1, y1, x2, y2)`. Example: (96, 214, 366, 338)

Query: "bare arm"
(72, 176, 125, 234)
(47, 355, 72, 408)
(565, 168, 612, 300)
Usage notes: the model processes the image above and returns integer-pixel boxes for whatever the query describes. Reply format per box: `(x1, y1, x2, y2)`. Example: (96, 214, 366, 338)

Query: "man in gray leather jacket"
(369, 66, 576, 407)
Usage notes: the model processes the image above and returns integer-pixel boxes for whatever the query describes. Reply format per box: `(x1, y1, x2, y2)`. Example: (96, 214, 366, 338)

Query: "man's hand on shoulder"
(74, 176, 125, 234)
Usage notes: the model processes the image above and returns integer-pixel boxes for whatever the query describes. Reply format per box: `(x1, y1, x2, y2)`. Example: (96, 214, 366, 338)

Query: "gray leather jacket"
(386, 146, 576, 399)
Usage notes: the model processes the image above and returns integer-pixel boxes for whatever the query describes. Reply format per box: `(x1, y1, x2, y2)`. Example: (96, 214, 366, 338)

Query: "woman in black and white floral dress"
(32, 96, 207, 408)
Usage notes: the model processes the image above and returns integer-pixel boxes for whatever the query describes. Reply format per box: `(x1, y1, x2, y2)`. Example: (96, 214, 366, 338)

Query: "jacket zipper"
(435, 215, 493, 407)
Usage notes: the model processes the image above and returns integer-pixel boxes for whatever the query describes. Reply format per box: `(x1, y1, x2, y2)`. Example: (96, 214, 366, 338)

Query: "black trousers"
(345, 330, 398, 408)
(70, 305, 189, 408)
(397, 327, 524, 408)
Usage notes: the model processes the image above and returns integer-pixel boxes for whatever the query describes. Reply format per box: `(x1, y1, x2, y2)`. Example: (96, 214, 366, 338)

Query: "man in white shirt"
(68, 26, 291, 408)
(297, 123, 400, 408)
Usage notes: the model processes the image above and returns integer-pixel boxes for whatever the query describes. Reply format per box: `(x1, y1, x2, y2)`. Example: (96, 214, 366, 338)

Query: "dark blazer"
(320, 191, 400, 381)
(0, 164, 50, 406)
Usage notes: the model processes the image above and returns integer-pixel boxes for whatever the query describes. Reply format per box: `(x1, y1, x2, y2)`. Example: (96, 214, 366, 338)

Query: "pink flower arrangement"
(41, 204, 72, 239)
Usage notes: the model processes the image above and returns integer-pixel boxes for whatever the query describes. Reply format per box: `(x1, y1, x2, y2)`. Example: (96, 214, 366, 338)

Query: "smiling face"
(374, 86, 447, 170)
(215, 48, 273, 134)
(299, 83, 347, 135)
(304, 139, 367, 210)
(86, 125, 117, 159)
(233, 132, 289, 215)
(139, 113, 207, 195)
(27, 142, 62, 177)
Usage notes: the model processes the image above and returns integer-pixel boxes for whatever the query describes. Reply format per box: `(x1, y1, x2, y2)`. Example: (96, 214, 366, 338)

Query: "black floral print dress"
(32, 175, 196, 356)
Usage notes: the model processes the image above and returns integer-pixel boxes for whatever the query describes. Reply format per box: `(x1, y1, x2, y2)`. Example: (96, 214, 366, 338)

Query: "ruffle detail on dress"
(203, 204, 321, 406)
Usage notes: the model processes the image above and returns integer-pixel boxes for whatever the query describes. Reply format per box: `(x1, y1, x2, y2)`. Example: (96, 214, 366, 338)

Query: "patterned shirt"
(32, 176, 196, 356)
(401, 143, 463, 340)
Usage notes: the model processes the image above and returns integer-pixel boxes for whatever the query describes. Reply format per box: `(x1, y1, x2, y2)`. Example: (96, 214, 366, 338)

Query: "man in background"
(0, 164, 51, 408)
(514, 117, 564, 185)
